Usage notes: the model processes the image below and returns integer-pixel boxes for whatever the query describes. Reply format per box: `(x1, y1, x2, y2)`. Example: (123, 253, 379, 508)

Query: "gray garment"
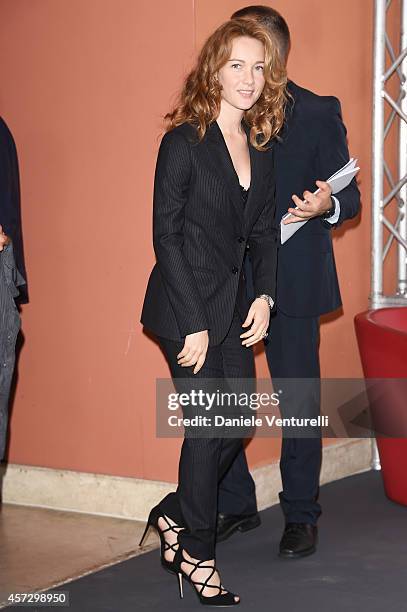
(0, 241, 24, 461)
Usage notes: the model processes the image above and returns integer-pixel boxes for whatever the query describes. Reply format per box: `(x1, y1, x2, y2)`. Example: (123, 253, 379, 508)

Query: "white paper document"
(280, 158, 360, 245)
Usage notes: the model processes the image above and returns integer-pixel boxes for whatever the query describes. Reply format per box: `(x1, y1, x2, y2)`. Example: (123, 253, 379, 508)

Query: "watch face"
(324, 198, 335, 218)
(258, 295, 274, 309)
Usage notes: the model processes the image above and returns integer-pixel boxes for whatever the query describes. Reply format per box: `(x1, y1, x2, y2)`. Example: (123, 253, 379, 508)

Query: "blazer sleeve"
(152, 130, 210, 337)
(317, 97, 361, 229)
(247, 167, 278, 306)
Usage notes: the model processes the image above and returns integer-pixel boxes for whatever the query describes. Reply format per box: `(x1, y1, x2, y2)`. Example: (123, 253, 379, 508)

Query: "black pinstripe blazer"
(140, 120, 278, 346)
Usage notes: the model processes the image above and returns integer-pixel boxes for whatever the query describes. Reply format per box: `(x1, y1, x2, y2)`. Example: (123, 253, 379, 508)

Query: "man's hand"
(177, 330, 209, 374)
(283, 180, 333, 224)
(240, 298, 270, 347)
(0, 225, 10, 251)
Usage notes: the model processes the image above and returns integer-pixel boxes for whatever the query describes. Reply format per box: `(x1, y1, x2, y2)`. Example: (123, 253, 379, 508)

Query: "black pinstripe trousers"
(156, 304, 255, 560)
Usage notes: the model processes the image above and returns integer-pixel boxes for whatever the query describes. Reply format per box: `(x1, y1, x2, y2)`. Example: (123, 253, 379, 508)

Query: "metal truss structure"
(371, 0, 407, 469)
(372, 0, 407, 308)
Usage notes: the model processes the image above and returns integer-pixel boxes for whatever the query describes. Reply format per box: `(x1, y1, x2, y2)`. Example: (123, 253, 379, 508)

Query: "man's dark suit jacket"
(0, 117, 28, 304)
(273, 80, 360, 317)
(141, 121, 278, 346)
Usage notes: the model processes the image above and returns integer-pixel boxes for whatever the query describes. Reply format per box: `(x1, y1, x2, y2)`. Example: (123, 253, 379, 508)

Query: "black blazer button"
(232, 266, 239, 274)
(238, 236, 245, 243)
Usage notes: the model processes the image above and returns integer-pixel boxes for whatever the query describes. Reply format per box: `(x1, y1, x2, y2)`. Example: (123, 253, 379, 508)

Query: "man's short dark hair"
(232, 5, 291, 60)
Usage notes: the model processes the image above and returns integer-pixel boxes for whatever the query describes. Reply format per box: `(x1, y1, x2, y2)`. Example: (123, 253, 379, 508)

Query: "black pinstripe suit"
(140, 120, 278, 559)
(140, 120, 277, 346)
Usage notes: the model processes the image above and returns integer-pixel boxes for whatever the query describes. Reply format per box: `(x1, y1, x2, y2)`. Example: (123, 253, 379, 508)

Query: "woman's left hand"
(240, 298, 270, 347)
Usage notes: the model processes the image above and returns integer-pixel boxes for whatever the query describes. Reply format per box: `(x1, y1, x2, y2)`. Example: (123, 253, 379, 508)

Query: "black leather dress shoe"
(216, 512, 261, 543)
(279, 522, 318, 559)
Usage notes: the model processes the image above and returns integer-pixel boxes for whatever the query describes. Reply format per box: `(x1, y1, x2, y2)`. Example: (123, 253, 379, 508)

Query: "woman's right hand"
(177, 330, 209, 374)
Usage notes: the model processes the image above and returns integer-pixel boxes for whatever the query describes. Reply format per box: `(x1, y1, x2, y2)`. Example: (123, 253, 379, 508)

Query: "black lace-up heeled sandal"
(139, 505, 184, 574)
(173, 545, 240, 606)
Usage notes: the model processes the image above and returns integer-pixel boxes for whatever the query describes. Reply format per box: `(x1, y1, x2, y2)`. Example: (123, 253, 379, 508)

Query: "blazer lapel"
(242, 124, 270, 233)
(203, 122, 245, 222)
(278, 80, 298, 143)
(203, 121, 270, 232)
(243, 131, 259, 231)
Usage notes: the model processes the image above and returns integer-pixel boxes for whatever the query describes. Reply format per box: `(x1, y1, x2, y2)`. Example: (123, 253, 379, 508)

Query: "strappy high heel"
(173, 545, 240, 606)
(139, 504, 183, 574)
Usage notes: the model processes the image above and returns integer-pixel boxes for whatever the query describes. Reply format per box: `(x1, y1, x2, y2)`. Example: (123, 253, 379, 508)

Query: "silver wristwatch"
(256, 294, 275, 310)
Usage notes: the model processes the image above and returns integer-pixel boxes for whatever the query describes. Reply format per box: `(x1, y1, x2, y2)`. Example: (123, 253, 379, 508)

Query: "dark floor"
(7, 470, 407, 611)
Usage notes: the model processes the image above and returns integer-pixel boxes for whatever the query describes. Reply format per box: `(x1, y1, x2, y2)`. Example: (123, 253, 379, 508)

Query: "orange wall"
(0, 1, 373, 482)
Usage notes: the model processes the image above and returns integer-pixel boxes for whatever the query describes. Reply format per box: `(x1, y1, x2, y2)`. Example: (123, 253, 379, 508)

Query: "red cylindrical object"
(354, 307, 407, 506)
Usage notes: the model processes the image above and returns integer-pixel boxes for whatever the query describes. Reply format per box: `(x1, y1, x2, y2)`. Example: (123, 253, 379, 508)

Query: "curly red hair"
(165, 18, 288, 150)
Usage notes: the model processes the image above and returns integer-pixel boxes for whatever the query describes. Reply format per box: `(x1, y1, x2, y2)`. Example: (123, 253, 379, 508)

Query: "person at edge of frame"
(0, 116, 28, 463)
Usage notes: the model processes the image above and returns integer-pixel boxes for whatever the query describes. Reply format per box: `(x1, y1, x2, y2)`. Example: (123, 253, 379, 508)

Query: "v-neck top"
(240, 184, 250, 206)
(215, 121, 252, 205)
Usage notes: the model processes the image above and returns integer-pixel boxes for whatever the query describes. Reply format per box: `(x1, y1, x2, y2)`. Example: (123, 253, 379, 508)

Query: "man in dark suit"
(217, 6, 361, 557)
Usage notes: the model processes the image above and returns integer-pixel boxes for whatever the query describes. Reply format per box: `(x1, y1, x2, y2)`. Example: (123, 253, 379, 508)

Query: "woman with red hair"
(140, 18, 286, 606)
